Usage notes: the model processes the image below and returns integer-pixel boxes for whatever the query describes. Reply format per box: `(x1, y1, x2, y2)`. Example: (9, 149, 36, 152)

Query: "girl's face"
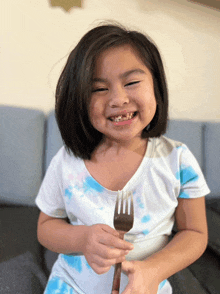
(89, 44, 157, 146)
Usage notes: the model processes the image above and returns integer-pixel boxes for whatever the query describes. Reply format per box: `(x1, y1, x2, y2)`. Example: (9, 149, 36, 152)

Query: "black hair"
(55, 22, 168, 160)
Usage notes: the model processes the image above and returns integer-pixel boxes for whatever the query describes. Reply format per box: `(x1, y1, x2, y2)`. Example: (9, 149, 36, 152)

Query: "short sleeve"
(35, 151, 67, 218)
(177, 145, 210, 199)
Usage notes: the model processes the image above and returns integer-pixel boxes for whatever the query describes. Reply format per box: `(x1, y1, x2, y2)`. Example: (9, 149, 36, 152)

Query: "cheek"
(146, 89, 157, 109)
(88, 104, 96, 126)
(149, 98, 157, 115)
(89, 101, 104, 123)
(140, 94, 157, 116)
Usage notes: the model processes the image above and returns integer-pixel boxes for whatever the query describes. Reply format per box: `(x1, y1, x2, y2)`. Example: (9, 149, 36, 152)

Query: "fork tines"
(116, 190, 133, 215)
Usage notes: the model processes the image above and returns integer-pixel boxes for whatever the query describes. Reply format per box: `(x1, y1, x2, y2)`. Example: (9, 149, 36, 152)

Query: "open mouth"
(109, 112, 138, 122)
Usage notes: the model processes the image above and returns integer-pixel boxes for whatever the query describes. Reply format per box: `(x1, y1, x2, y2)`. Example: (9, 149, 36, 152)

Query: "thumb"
(121, 260, 135, 274)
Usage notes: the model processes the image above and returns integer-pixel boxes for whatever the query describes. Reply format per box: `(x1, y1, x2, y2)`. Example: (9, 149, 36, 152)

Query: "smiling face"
(88, 44, 157, 148)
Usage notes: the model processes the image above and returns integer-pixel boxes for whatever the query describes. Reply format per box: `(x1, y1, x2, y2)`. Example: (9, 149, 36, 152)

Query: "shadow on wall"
(135, 0, 220, 36)
(49, 0, 83, 12)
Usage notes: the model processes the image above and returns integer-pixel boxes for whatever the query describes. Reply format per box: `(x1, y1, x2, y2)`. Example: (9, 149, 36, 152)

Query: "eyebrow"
(92, 69, 146, 83)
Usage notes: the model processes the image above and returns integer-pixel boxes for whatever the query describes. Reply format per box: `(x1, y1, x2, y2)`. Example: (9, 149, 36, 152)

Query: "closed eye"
(125, 81, 140, 87)
(92, 88, 108, 93)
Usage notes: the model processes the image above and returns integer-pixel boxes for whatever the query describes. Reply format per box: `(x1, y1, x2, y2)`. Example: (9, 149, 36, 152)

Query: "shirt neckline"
(82, 138, 155, 196)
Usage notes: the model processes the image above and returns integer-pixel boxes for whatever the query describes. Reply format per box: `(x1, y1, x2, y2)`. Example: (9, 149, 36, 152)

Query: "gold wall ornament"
(50, 0, 82, 12)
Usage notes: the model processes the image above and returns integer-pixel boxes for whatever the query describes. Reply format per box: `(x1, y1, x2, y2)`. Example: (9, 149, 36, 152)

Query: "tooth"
(112, 112, 135, 122)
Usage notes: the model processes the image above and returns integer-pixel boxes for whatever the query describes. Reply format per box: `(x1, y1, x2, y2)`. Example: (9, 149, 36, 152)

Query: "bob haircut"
(55, 22, 168, 160)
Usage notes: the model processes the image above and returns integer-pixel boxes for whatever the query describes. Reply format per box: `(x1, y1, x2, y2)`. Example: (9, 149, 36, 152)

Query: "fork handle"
(111, 231, 125, 293)
(111, 262, 122, 293)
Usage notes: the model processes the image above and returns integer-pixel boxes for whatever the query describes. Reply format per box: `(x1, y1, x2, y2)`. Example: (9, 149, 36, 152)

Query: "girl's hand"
(82, 224, 134, 275)
(113, 260, 159, 294)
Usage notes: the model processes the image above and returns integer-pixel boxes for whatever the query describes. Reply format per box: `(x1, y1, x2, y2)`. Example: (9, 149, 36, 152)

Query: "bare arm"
(37, 211, 134, 274)
(37, 211, 88, 254)
(119, 197, 208, 293)
(142, 196, 208, 283)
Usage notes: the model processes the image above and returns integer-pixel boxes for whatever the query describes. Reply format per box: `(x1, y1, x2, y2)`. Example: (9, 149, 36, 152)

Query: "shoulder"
(49, 146, 83, 170)
(156, 135, 184, 148)
(150, 135, 186, 158)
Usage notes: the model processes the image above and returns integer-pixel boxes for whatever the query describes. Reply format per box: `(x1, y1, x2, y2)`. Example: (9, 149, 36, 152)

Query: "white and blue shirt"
(36, 136, 210, 294)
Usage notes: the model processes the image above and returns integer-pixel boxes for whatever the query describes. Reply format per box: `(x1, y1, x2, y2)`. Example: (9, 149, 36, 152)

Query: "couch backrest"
(0, 106, 45, 206)
(1, 106, 218, 206)
(44, 110, 63, 173)
(165, 120, 204, 170)
(203, 123, 220, 198)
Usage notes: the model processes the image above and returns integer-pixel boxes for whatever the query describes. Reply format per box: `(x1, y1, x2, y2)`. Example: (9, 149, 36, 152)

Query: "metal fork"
(111, 191, 134, 293)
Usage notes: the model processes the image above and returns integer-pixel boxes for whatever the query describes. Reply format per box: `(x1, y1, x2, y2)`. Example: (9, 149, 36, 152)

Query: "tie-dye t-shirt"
(35, 136, 210, 294)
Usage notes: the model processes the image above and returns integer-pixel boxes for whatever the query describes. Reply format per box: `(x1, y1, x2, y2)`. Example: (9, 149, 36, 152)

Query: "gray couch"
(1, 105, 220, 294)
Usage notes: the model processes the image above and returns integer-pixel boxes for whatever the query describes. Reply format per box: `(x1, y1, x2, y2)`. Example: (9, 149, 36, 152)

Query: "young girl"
(36, 23, 210, 294)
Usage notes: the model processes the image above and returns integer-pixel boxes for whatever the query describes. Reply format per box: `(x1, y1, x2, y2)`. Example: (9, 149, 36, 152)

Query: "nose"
(108, 86, 129, 108)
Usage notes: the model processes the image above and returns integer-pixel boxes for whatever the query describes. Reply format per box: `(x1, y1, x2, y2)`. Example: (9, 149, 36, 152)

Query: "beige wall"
(1, 0, 220, 121)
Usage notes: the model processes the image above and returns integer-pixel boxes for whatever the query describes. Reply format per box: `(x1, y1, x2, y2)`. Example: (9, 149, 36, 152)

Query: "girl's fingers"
(91, 262, 112, 275)
(94, 224, 134, 251)
(100, 233, 134, 251)
(101, 224, 120, 237)
(94, 242, 130, 260)
(121, 260, 135, 274)
(93, 248, 127, 266)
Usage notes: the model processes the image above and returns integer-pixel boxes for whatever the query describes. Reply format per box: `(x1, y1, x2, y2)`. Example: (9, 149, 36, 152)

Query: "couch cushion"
(0, 252, 47, 294)
(205, 206, 220, 257)
(203, 122, 220, 198)
(206, 197, 220, 215)
(45, 110, 63, 173)
(0, 106, 45, 205)
(0, 206, 42, 264)
(168, 268, 208, 294)
(188, 248, 220, 294)
(165, 120, 203, 169)
(44, 249, 59, 275)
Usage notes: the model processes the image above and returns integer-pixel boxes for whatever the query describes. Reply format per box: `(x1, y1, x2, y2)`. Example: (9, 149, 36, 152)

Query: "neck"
(92, 137, 148, 159)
